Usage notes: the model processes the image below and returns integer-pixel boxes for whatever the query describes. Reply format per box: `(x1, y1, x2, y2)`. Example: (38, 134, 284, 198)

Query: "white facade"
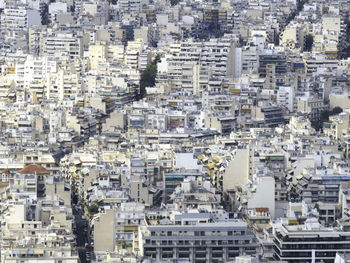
(247, 176, 275, 219)
(277, 85, 294, 112)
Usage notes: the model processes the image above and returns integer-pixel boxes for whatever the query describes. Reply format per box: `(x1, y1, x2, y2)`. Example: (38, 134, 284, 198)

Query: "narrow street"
(72, 200, 92, 263)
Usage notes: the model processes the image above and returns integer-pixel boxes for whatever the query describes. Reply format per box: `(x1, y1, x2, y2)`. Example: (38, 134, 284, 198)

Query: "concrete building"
(94, 209, 116, 253)
(139, 212, 259, 262)
(273, 218, 350, 263)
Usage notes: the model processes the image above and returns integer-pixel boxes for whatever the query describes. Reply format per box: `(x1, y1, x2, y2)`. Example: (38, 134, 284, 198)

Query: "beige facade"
(130, 174, 153, 205)
(102, 112, 127, 131)
(223, 148, 250, 191)
(94, 209, 116, 253)
(89, 43, 108, 70)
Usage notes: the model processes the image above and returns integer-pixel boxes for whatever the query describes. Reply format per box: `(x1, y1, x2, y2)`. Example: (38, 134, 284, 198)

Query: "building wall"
(223, 148, 250, 191)
(130, 179, 153, 205)
(322, 16, 341, 33)
(94, 209, 115, 253)
(247, 176, 275, 219)
(89, 44, 107, 70)
(281, 27, 298, 46)
(329, 92, 350, 110)
(205, 117, 221, 131)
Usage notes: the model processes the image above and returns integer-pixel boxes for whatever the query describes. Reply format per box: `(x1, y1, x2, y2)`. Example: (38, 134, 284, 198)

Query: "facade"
(259, 54, 287, 78)
(260, 107, 285, 128)
(140, 213, 259, 263)
(40, 32, 83, 59)
(273, 219, 350, 263)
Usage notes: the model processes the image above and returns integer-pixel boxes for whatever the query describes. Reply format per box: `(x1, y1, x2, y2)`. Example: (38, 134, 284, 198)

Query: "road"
(73, 204, 92, 263)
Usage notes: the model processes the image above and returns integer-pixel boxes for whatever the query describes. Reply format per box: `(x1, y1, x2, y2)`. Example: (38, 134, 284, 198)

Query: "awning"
(213, 156, 220, 162)
(208, 163, 215, 169)
(34, 249, 44, 255)
(124, 226, 138, 231)
(197, 155, 204, 160)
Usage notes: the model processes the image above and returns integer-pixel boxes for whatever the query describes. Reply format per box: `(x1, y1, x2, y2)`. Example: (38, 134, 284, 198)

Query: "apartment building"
(203, 7, 228, 32)
(259, 54, 287, 78)
(139, 212, 259, 263)
(297, 97, 328, 122)
(40, 32, 83, 59)
(119, 0, 141, 14)
(1, 5, 28, 31)
(1, 204, 78, 263)
(273, 218, 350, 263)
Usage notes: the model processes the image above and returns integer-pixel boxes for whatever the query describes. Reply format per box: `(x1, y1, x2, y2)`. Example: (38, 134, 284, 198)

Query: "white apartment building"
(277, 85, 295, 112)
(46, 70, 81, 101)
(40, 32, 83, 59)
(24, 55, 57, 90)
(1, 6, 27, 31)
(118, 0, 141, 13)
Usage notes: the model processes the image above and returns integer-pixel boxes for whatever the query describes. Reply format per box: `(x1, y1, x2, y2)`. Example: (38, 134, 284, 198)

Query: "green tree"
(321, 110, 330, 122)
(330, 106, 343, 115)
(88, 204, 99, 215)
(311, 109, 331, 131)
(314, 203, 320, 212)
(140, 64, 157, 98)
(139, 55, 161, 98)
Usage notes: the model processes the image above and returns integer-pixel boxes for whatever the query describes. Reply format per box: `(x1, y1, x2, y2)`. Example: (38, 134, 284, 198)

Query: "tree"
(311, 110, 330, 131)
(140, 64, 157, 98)
(87, 204, 99, 215)
(314, 203, 320, 211)
(139, 55, 161, 99)
(321, 110, 330, 122)
(330, 106, 343, 115)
